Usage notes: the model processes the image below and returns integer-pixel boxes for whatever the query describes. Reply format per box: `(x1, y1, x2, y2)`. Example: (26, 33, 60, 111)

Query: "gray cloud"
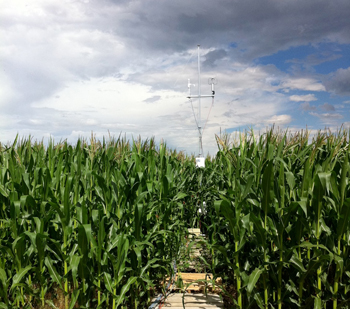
(203, 49, 227, 67)
(143, 95, 161, 103)
(116, 0, 350, 59)
(223, 110, 234, 118)
(320, 103, 335, 111)
(1, 0, 350, 155)
(287, 52, 342, 67)
(325, 67, 350, 95)
(310, 112, 343, 125)
(2, 0, 350, 106)
(300, 102, 317, 111)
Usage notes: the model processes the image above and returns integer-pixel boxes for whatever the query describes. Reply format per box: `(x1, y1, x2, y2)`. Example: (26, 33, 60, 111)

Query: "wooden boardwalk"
(152, 228, 224, 308)
(175, 273, 222, 293)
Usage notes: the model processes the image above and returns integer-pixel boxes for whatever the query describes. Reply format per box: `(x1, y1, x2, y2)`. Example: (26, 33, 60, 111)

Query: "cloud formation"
(300, 102, 317, 111)
(1, 0, 350, 155)
(266, 114, 292, 126)
(281, 78, 325, 92)
(203, 49, 228, 68)
(290, 94, 317, 102)
(320, 103, 335, 111)
(310, 112, 343, 125)
(325, 67, 350, 96)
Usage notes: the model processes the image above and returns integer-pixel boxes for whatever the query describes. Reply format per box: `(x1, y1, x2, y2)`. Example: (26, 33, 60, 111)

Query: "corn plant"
(0, 136, 191, 308)
(198, 128, 350, 309)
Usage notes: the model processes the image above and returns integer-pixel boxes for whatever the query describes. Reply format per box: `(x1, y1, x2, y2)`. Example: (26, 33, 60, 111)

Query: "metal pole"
(186, 45, 216, 161)
(197, 45, 202, 157)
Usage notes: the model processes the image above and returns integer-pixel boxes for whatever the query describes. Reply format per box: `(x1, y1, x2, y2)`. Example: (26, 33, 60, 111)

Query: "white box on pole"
(196, 157, 205, 168)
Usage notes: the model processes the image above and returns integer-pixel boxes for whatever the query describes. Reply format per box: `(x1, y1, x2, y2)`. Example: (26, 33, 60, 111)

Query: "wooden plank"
(162, 304, 224, 309)
(161, 304, 224, 309)
(177, 273, 222, 284)
(179, 273, 219, 280)
(174, 286, 222, 293)
(188, 228, 201, 236)
(163, 293, 222, 303)
(159, 293, 224, 308)
(166, 273, 221, 282)
(167, 273, 222, 293)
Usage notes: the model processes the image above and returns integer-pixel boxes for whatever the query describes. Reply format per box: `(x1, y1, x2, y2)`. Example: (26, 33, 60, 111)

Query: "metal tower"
(187, 45, 217, 167)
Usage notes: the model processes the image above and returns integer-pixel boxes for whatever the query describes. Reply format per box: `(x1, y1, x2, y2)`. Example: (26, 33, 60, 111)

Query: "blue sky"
(257, 43, 350, 74)
(255, 42, 350, 130)
(1, 0, 350, 155)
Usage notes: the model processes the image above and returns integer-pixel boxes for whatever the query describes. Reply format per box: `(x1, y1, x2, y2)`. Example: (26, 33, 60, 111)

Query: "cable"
(189, 99, 199, 129)
(202, 97, 214, 135)
(148, 260, 177, 309)
(190, 97, 204, 155)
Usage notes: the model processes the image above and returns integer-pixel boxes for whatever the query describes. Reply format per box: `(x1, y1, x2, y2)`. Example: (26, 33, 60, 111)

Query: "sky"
(1, 0, 350, 156)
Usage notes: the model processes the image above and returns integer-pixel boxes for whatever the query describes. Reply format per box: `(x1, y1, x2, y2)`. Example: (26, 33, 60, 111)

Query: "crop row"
(199, 129, 350, 309)
(1, 128, 350, 309)
(0, 136, 196, 308)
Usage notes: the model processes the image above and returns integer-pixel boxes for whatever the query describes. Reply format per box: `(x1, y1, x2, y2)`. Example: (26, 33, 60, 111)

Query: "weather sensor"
(187, 45, 217, 168)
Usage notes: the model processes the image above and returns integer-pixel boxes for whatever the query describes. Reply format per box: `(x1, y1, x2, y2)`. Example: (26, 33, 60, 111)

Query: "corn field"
(0, 129, 350, 309)
(0, 135, 195, 309)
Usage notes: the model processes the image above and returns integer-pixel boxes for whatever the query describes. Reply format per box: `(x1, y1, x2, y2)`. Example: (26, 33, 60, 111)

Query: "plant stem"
(98, 278, 101, 306)
(211, 246, 216, 291)
(112, 287, 116, 309)
(264, 213, 268, 309)
(278, 237, 283, 309)
(64, 232, 68, 309)
(235, 240, 242, 308)
(316, 199, 321, 300)
(333, 238, 341, 309)
(65, 260, 68, 309)
(29, 274, 32, 303)
(41, 286, 45, 307)
(263, 259, 268, 309)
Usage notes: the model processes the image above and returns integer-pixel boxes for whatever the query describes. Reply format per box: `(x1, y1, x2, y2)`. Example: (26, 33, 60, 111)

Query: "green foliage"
(1, 128, 350, 309)
(199, 128, 350, 308)
(0, 136, 191, 308)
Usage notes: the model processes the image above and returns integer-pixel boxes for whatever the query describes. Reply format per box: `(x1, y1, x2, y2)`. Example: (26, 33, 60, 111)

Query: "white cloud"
(289, 94, 317, 102)
(265, 114, 292, 126)
(281, 78, 326, 92)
